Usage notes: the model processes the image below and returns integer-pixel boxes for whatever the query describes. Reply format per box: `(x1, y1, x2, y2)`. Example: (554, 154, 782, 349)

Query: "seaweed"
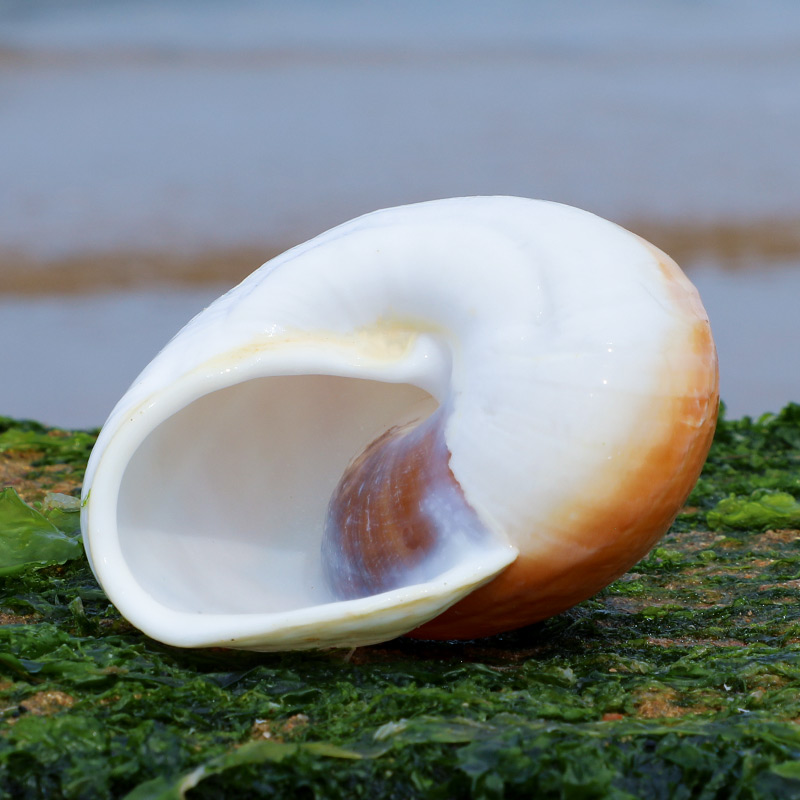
(1, 405, 800, 799)
(0, 489, 83, 576)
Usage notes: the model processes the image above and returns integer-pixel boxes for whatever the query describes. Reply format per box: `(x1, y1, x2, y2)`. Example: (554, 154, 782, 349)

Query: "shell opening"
(116, 374, 441, 616)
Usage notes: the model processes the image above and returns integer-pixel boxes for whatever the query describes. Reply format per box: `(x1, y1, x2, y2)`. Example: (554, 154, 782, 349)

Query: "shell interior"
(113, 374, 514, 648)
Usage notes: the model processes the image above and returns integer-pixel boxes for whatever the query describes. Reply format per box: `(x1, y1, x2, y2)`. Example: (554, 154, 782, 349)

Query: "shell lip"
(94, 546, 518, 650)
(81, 344, 518, 650)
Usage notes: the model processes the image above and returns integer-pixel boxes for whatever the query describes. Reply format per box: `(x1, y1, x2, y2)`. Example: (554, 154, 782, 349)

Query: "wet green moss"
(1, 405, 800, 799)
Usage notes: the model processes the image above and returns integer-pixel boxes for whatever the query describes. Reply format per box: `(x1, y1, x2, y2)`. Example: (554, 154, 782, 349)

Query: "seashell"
(80, 197, 719, 651)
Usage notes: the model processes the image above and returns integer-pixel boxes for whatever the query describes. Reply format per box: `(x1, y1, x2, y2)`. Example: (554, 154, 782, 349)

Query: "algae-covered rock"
(1, 406, 800, 799)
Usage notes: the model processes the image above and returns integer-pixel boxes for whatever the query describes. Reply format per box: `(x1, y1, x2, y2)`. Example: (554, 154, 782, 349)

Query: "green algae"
(685, 403, 800, 509)
(1, 405, 800, 799)
(707, 491, 800, 531)
(0, 489, 83, 576)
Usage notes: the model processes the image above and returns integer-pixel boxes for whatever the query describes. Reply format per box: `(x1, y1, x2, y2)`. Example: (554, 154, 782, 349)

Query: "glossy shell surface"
(80, 197, 719, 651)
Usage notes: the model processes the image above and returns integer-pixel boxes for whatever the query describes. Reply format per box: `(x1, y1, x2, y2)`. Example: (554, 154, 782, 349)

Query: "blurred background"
(1, 0, 798, 428)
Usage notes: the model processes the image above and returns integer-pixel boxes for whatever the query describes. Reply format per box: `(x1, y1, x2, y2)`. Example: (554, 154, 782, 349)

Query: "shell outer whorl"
(79, 196, 719, 650)
(322, 408, 495, 600)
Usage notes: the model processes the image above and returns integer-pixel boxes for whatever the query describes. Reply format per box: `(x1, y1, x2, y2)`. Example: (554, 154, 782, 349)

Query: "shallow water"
(1, 0, 800, 259)
(689, 260, 800, 420)
(0, 0, 798, 425)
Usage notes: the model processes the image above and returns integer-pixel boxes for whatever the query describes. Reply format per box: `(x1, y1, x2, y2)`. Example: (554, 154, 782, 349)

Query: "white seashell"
(80, 197, 718, 651)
